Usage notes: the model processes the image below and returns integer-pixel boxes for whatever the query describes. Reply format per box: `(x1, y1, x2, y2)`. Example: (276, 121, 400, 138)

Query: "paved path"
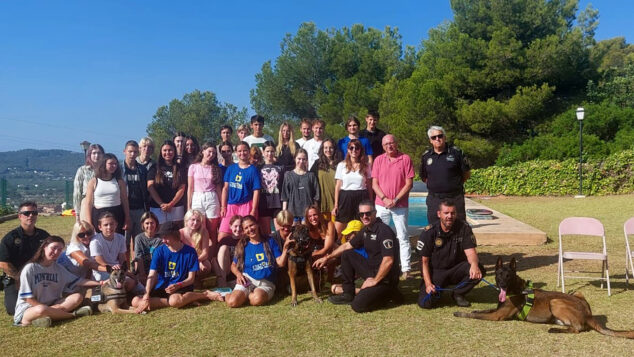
(407, 195, 547, 246)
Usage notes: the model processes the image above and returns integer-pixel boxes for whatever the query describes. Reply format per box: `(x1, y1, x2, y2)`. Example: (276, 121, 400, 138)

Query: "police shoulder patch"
(423, 224, 432, 231)
(383, 239, 393, 249)
(470, 234, 477, 245)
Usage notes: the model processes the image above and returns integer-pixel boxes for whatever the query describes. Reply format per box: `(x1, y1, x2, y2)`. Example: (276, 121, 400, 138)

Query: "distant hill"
(0, 149, 85, 206)
(0, 149, 84, 176)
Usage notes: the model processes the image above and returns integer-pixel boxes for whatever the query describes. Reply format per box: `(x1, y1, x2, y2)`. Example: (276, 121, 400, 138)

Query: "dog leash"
(480, 278, 500, 291)
(421, 280, 470, 305)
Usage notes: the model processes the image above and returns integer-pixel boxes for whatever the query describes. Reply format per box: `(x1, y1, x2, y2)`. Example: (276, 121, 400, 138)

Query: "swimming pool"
(407, 196, 428, 226)
(384, 196, 428, 227)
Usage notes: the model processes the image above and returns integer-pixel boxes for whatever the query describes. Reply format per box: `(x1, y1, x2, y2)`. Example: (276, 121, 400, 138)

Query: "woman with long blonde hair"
(276, 122, 297, 171)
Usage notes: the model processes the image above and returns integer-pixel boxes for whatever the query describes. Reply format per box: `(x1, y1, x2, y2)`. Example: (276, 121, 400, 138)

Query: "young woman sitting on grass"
(180, 209, 217, 279)
(58, 221, 110, 279)
(225, 215, 292, 308)
(14, 236, 101, 328)
(132, 222, 223, 313)
(133, 212, 163, 283)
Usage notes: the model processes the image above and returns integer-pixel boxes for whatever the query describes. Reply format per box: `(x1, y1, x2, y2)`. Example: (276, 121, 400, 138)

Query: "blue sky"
(0, 1, 630, 153)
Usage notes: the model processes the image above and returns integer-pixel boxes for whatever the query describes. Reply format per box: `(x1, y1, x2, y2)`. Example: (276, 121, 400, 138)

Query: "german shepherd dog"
(287, 225, 322, 307)
(454, 257, 634, 338)
(97, 268, 136, 314)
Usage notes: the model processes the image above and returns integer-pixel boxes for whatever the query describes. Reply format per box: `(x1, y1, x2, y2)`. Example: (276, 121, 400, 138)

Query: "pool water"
(407, 196, 429, 226)
(384, 196, 428, 227)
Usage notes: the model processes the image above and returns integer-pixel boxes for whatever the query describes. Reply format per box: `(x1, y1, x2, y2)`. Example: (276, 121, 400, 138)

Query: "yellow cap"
(341, 220, 363, 235)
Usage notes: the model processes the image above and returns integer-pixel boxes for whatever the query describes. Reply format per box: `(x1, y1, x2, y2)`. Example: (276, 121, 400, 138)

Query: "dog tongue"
(116, 282, 123, 289)
(499, 288, 507, 303)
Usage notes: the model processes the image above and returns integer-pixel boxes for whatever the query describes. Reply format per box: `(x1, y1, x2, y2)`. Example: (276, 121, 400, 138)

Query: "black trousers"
(3, 279, 18, 315)
(417, 261, 486, 308)
(341, 249, 399, 313)
(426, 192, 466, 226)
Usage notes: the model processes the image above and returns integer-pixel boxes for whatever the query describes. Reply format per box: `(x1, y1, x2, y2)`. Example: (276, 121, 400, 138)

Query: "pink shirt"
(188, 163, 219, 192)
(371, 152, 414, 208)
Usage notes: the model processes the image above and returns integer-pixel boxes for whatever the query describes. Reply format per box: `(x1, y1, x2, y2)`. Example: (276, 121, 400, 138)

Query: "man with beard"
(416, 200, 484, 309)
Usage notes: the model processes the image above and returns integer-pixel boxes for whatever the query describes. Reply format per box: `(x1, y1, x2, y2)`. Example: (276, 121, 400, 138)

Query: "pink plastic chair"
(557, 217, 610, 296)
(624, 218, 634, 289)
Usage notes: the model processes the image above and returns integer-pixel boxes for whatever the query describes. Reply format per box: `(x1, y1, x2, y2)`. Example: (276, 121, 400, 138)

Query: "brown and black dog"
(97, 268, 136, 314)
(287, 225, 322, 307)
(454, 257, 634, 338)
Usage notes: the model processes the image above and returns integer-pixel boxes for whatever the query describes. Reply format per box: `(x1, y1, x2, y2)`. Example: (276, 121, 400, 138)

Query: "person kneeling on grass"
(132, 222, 223, 313)
(14, 236, 101, 328)
(225, 215, 292, 308)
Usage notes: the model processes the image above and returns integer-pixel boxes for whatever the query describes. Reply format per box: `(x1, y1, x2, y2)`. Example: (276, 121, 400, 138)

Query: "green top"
(318, 168, 336, 213)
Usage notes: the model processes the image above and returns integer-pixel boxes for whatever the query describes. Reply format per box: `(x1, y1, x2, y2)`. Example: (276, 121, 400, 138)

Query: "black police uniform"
(360, 128, 386, 157)
(0, 226, 50, 315)
(420, 145, 470, 225)
(343, 219, 400, 312)
(415, 219, 485, 308)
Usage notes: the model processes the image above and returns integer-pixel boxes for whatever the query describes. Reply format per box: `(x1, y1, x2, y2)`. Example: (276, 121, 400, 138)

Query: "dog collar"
(516, 281, 534, 321)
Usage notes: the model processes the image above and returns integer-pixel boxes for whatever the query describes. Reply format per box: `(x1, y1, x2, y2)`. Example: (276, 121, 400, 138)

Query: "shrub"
(466, 149, 634, 196)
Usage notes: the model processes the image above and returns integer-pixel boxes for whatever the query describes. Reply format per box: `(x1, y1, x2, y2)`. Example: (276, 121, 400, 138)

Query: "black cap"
(157, 221, 181, 238)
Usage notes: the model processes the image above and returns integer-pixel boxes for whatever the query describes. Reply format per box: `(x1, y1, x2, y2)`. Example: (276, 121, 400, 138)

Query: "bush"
(0, 206, 15, 216)
(466, 149, 634, 196)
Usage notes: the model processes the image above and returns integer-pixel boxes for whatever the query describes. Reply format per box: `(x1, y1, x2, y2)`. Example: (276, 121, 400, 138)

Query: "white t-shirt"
(244, 134, 275, 150)
(304, 138, 323, 171)
(335, 161, 372, 191)
(296, 138, 308, 148)
(90, 232, 126, 280)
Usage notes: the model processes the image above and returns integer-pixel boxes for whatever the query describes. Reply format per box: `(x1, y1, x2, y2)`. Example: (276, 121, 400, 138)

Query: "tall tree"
(381, 0, 595, 167)
(147, 90, 247, 146)
(250, 22, 413, 137)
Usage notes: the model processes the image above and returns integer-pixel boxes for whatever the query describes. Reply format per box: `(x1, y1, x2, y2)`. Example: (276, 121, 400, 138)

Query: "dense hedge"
(465, 150, 634, 196)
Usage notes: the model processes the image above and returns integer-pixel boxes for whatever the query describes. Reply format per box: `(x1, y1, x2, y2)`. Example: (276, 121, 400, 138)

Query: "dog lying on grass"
(454, 257, 634, 338)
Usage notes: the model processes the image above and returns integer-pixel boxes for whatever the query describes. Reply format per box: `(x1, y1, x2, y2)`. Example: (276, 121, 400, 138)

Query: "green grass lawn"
(2, 196, 634, 356)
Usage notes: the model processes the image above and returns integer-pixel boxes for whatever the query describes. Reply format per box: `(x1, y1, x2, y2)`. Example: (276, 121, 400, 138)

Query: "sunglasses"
(359, 210, 375, 218)
(348, 146, 360, 151)
(19, 210, 38, 217)
(430, 134, 444, 140)
(77, 231, 94, 238)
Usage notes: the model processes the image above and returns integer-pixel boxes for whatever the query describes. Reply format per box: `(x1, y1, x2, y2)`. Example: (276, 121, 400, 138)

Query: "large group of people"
(0, 113, 483, 328)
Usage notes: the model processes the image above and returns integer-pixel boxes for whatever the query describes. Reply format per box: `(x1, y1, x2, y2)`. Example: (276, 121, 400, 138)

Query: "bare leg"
(225, 290, 248, 308)
(131, 295, 170, 311)
(217, 246, 231, 287)
(168, 290, 223, 308)
(21, 293, 83, 325)
(248, 288, 270, 306)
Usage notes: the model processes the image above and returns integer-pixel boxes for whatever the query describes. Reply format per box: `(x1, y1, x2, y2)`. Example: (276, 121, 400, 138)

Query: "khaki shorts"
(233, 273, 276, 301)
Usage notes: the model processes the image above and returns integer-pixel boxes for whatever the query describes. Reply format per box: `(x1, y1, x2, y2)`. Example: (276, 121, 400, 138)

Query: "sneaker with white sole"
(73, 306, 93, 317)
(31, 317, 52, 328)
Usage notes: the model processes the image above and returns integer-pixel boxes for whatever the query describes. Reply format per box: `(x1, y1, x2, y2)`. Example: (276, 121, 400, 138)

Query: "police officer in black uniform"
(416, 199, 484, 309)
(313, 199, 402, 313)
(0, 201, 50, 315)
(420, 125, 470, 225)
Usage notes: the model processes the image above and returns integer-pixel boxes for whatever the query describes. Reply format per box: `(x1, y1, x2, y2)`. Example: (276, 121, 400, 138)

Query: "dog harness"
(516, 281, 534, 321)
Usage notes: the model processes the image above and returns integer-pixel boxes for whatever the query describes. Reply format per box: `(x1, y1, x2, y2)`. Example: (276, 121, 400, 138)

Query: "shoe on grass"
(452, 293, 471, 307)
(328, 292, 354, 305)
(31, 316, 52, 328)
(73, 306, 93, 317)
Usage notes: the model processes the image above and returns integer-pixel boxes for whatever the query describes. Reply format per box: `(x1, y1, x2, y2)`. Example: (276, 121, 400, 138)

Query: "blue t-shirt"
(338, 136, 373, 158)
(233, 237, 282, 281)
(223, 163, 262, 204)
(150, 244, 199, 290)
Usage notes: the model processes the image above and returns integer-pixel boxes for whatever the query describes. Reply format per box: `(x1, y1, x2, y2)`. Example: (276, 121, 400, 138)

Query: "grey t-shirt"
(15, 262, 80, 321)
(281, 170, 319, 218)
(134, 233, 163, 275)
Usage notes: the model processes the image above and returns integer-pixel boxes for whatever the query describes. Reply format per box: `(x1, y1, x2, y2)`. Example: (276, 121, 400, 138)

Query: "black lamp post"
(80, 141, 91, 156)
(576, 107, 585, 198)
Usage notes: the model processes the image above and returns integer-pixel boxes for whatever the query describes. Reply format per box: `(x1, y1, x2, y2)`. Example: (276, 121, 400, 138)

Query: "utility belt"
(1, 273, 15, 291)
(428, 191, 463, 199)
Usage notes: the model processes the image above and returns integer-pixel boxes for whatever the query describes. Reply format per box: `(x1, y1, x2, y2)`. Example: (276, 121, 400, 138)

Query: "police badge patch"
(427, 158, 433, 165)
(435, 238, 443, 247)
(383, 239, 393, 249)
